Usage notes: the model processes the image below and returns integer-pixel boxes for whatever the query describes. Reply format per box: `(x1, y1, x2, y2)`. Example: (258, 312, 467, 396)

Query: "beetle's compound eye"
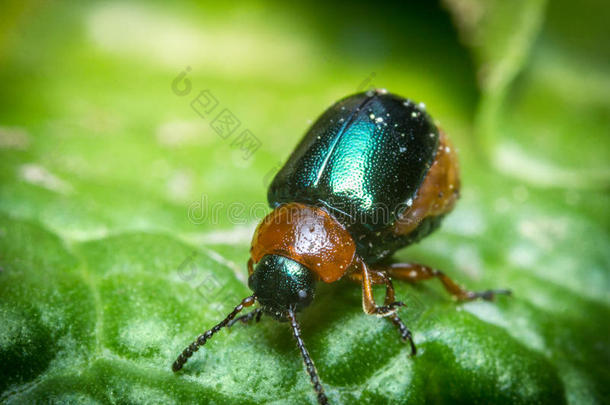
(298, 289, 308, 300)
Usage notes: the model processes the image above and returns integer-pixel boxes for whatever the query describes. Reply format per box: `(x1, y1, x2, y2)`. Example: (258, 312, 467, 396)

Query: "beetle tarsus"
(373, 300, 404, 317)
(467, 288, 512, 301)
(388, 313, 417, 356)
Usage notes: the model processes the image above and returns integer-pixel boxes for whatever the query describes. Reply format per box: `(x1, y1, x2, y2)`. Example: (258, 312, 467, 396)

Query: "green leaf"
(446, 0, 610, 189)
(1, 1, 608, 404)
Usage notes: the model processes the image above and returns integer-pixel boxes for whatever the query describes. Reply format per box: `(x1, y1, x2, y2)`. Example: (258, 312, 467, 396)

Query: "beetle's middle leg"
(376, 262, 511, 301)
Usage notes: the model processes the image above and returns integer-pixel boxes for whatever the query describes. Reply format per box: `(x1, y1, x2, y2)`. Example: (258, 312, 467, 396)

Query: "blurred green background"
(0, 0, 608, 404)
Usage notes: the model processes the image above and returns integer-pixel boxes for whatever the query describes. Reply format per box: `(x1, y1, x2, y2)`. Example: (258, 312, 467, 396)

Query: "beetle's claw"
(473, 289, 512, 301)
(408, 339, 417, 357)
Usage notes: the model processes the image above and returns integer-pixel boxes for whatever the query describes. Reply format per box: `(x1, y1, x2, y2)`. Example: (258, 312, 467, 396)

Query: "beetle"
(172, 89, 510, 404)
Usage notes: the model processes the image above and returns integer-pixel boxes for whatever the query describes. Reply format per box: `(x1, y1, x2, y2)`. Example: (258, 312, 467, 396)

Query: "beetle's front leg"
(227, 308, 263, 328)
(348, 268, 416, 354)
(353, 258, 403, 317)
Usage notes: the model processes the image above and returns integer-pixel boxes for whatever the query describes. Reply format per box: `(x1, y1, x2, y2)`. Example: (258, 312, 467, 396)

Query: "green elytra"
(269, 90, 440, 263)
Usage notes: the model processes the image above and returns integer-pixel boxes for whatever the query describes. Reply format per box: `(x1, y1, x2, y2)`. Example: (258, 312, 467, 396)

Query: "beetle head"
(248, 254, 316, 320)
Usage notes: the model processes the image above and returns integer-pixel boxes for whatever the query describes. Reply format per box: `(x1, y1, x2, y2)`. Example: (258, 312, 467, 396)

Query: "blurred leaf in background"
(0, 0, 608, 404)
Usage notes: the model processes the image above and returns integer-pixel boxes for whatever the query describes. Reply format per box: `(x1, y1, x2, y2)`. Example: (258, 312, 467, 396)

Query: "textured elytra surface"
(269, 92, 438, 235)
(0, 0, 609, 404)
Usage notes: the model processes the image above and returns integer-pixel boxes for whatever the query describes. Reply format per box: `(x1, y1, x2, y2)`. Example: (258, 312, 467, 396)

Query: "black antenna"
(172, 295, 256, 372)
(287, 308, 328, 405)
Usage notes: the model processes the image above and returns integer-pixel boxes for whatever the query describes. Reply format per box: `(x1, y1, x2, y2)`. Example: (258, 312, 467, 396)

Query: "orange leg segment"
(349, 259, 404, 317)
(347, 263, 416, 354)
